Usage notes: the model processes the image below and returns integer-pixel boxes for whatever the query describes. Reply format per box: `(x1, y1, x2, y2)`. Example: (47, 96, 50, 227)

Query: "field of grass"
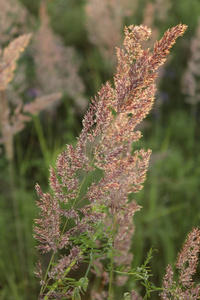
(1, 0, 200, 298)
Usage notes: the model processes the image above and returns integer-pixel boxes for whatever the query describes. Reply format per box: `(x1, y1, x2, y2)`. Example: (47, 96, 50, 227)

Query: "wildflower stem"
(108, 212, 118, 300)
(40, 252, 55, 296)
(8, 158, 27, 283)
(0, 91, 26, 277)
(33, 115, 50, 166)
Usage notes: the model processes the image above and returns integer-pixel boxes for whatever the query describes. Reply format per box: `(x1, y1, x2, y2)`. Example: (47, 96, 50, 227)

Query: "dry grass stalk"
(33, 1, 87, 112)
(0, 34, 32, 90)
(154, 0, 172, 23)
(0, 33, 62, 161)
(182, 18, 200, 105)
(0, 34, 31, 160)
(0, 0, 29, 44)
(85, 0, 138, 63)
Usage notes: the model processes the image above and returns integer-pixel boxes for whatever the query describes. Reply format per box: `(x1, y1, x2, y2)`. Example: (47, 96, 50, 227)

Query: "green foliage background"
(1, 0, 200, 298)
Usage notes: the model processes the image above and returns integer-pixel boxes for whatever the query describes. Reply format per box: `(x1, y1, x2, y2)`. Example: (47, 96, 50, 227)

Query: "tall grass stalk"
(34, 23, 187, 299)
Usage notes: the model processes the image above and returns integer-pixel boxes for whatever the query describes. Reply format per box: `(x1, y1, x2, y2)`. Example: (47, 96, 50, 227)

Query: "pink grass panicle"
(161, 227, 200, 300)
(34, 23, 187, 298)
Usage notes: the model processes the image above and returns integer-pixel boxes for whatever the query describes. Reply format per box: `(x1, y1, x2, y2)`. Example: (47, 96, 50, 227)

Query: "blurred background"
(0, 0, 200, 299)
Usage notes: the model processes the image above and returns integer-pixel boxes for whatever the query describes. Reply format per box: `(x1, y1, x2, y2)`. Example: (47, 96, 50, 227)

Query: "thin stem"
(8, 157, 28, 287)
(40, 252, 55, 296)
(108, 211, 117, 300)
(33, 115, 50, 166)
(0, 90, 27, 280)
(108, 252, 114, 299)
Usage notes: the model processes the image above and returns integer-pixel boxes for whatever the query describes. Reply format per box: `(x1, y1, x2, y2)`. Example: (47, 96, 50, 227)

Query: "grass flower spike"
(161, 227, 200, 299)
(34, 23, 187, 299)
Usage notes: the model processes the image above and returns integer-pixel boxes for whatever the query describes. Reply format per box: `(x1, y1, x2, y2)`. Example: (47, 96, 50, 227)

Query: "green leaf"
(64, 277, 76, 282)
(92, 264, 101, 275)
(72, 287, 81, 300)
(78, 277, 89, 292)
(124, 292, 131, 300)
